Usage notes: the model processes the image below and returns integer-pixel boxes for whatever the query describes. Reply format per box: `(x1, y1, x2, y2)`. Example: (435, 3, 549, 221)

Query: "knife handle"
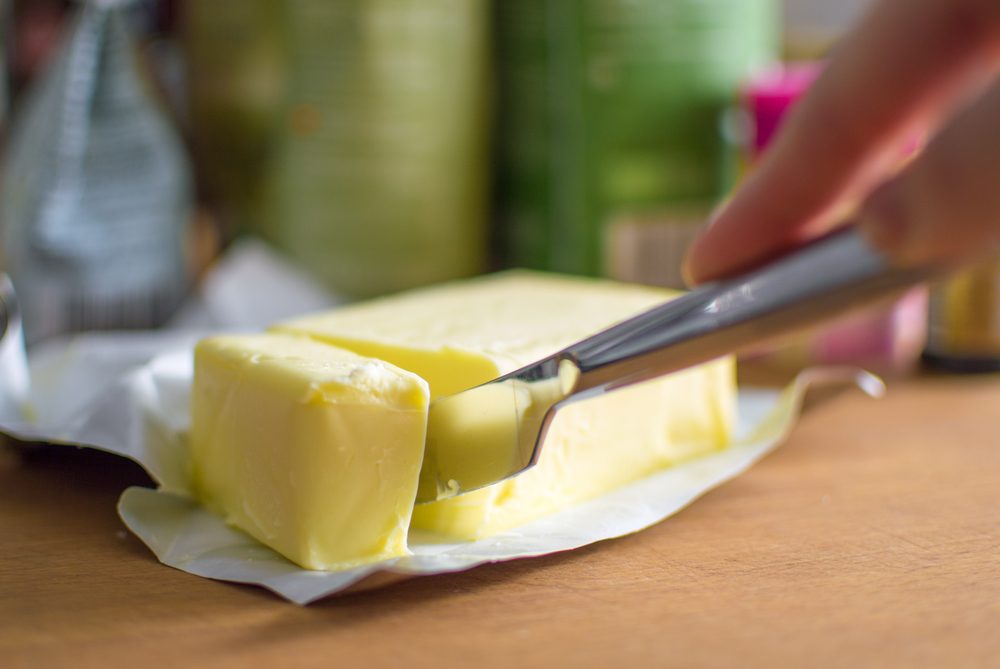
(561, 226, 937, 397)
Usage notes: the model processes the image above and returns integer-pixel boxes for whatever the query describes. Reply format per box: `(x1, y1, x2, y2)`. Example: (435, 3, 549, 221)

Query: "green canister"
(186, 1, 490, 299)
(496, 0, 778, 275)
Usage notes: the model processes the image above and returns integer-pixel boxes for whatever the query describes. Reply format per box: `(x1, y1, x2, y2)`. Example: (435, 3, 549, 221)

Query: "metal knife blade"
(415, 354, 580, 503)
(415, 227, 944, 504)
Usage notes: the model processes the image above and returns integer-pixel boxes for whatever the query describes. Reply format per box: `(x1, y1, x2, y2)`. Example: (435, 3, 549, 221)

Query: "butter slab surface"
(275, 271, 736, 540)
(190, 334, 429, 570)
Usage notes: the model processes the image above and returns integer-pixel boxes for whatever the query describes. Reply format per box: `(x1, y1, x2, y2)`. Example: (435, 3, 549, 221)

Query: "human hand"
(683, 0, 1000, 285)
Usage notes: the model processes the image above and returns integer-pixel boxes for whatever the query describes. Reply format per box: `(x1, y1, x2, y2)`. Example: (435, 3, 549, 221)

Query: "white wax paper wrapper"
(0, 242, 885, 605)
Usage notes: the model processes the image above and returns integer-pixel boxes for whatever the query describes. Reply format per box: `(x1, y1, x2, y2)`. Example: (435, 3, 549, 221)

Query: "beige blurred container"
(604, 207, 708, 291)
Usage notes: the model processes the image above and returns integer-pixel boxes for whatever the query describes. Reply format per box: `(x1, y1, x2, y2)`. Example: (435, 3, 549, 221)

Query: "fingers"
(684, 0, 1000, 284)
(858, 75, 1000, 267)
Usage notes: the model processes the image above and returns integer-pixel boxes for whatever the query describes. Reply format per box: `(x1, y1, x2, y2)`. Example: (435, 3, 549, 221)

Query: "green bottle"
(497, 0, 778, 275)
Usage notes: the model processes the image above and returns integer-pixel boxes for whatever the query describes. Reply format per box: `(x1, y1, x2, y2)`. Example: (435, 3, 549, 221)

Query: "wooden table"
(2, 371, 999, 668)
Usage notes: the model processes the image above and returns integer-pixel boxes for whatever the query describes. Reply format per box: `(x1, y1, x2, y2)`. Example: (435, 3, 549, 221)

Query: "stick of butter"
(274, 271, 736, 540)
(190, 334, 429, 570)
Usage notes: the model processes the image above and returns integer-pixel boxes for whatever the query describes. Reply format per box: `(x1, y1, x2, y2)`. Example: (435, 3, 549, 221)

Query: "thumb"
(859, 76, 1000, 267)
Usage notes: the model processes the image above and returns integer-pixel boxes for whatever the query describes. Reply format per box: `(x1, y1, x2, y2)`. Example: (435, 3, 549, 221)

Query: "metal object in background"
(0, 0, 192, 345)
(1, 0, 7, 130)
(0, 274, 31, 418)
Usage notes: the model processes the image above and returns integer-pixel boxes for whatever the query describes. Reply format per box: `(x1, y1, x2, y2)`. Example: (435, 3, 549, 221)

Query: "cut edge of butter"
(411, 357, 737, 540)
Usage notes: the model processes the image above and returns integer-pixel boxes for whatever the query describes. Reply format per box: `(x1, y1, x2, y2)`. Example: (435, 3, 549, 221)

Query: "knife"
(415, 226, 942, 503)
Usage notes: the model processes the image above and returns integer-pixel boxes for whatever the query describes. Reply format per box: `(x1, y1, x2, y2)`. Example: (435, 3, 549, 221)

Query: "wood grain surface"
(2, 371, 999, 668)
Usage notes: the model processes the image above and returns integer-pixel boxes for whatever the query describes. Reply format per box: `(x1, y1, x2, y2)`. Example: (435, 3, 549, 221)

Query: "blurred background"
(1, 0, 994, 372)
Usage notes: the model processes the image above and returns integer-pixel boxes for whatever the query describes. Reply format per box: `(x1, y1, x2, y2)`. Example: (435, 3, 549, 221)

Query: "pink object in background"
(740, 62, 928, 372)
(813, 287, 928, 369)
(743, 62, 823, 158)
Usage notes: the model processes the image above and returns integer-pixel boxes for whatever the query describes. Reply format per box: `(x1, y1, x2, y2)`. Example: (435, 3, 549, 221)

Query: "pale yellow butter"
(190, 333, 429, 570)
(275, 271, 736, 540)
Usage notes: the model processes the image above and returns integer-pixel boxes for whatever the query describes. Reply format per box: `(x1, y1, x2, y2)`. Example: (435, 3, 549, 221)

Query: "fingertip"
(681, 228, 712, 287)
(680, 252, 699, 288)
(681, 205, 728, 287)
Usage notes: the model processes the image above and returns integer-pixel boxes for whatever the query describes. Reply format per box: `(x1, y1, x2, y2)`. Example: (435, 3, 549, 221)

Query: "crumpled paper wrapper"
(0, 241, 885, 604)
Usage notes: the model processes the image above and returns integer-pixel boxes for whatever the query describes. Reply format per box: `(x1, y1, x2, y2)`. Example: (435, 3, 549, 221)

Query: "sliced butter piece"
(190, 333, 429, 570)
(275, 271, 736, 540)
(412, 364, 733, 538)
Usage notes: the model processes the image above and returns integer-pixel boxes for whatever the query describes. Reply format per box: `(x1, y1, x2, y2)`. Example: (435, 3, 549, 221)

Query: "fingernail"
(681, 256, 697, 288)
(681, 235, 707, 287)
(681, 198, 734, 286)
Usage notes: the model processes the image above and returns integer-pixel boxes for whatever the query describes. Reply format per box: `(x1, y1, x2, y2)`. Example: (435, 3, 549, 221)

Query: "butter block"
(190, 333, 429, 570)
(276, 271, 736, 539)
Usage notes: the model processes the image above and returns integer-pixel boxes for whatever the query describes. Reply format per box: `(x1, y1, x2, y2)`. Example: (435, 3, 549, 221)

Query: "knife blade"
(415, 227, 943, 504)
